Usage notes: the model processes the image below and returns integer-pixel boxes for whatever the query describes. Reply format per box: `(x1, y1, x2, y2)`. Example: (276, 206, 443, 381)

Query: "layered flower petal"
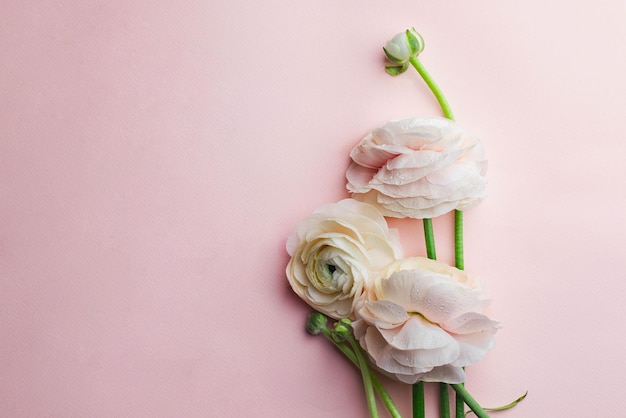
(378, 315, 455, 351)
(346, 117, 487, 218)
(286, 199, 402, 319)
(353, 257, 499, 384)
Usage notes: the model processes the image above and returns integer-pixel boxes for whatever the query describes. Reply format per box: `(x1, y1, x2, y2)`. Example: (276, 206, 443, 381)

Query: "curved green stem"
(320, 328, 402, 418)
(411, 53, 468, 418)
(404, 47, 455, 418)
(347, 335, 379, 418)
(372, 374, 403, 418)
(451, 384, 489, 418)
(408, 57, 455, 121)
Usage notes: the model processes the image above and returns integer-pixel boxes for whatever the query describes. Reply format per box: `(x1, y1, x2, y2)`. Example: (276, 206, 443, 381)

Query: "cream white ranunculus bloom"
(346, 117, 487, 219)
(286, 199, 402, 319)
(352, 257, 499, 384)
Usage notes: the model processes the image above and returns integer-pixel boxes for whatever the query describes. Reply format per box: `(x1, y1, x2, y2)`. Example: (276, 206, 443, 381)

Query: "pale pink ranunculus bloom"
(346, 117, 487, 219)
(286, 199, 403, 319)
(352, 257, 499, 384)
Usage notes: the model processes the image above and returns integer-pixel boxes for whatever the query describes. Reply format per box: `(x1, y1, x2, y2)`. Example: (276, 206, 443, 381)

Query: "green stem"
(451, 384, 489, 418)
(439, 383, 450, 418)
(408, 57, 455, 121)
(412, 53, 468, 418)
(321, 329, 402, 418)
(454, 210, 464, 270)
(413, 382, 425, 418)
(405, 44, 457, 418)
(455, 383, 465, 417)
(423, 218, 437, 260)
(347, 335, 379, 418)
(419, 216, 436, 416)
(454, 212, 465, 418)
(415, 217, 436, 418)
(372, 375, 403, 418)
(455, 213, 465, 418)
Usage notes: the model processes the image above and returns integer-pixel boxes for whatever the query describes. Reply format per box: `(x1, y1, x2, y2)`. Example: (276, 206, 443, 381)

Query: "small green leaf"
(465, 391, 528, 417)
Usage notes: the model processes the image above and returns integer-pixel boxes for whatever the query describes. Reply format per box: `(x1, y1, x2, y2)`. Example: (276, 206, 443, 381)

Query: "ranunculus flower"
(286, 199, 402, 319)
(352, 257, 499, 384)
(346, 117, 487, 219)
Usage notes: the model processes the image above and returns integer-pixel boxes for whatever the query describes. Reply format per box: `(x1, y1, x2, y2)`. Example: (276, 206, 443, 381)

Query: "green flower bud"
(306, 312, 328, 335)
(332, 318, 353, 342)
(383, 28, 425, 75)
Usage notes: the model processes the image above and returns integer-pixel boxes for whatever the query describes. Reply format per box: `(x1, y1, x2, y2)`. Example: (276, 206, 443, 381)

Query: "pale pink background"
(1, 1, 625, 417)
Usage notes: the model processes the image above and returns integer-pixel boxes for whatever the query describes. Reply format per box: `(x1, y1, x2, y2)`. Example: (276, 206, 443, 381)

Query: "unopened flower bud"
(383, 28, 425, 75)
(384, 28, 424, 63)
(306, 312, 328, 335)
(332, 318, 353, 342)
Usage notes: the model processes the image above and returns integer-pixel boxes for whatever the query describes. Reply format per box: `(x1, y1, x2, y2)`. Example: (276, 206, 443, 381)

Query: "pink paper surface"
(2, 1, 625, 416)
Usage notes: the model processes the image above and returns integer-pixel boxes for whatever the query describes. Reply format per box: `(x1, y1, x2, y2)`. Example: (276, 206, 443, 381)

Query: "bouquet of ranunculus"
(286, 28, 525, 418)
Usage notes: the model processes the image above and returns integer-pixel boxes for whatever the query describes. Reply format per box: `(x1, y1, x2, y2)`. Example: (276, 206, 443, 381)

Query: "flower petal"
(377, 268, 441, 311)
(415, 364, 466, 384)
(379, 315, 454, 350)
(346, 117, 487, 218)
(285, 199, 401, 319)
(418, 282, 480, 324)
(358, 300, 409, 328)
(443, 312, 501, 334)
(452, 332, 496, 367)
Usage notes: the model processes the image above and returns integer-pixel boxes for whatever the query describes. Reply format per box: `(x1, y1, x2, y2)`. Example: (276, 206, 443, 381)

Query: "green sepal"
(385, 64, 408, 76)
(382, 47, 402, 64)
(406, 28, 424, 55)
